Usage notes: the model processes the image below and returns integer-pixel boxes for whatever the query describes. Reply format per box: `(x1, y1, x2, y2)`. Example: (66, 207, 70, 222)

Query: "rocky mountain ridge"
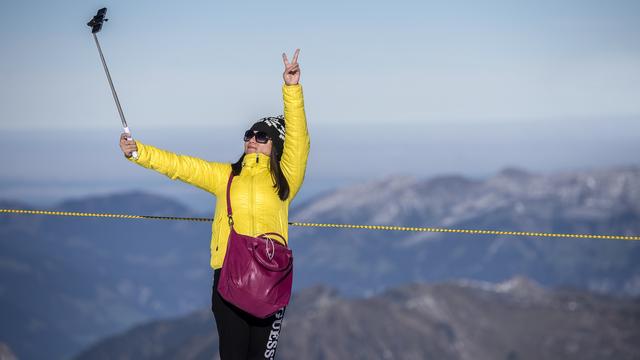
(74, 276, 640, 360)
(289, 165, 640, 296)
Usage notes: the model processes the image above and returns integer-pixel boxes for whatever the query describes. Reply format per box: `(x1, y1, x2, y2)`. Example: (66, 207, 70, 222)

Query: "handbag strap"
(226, 172, 235, 227)
(225, 172, 288, 246)
(259, 232, 288, 246)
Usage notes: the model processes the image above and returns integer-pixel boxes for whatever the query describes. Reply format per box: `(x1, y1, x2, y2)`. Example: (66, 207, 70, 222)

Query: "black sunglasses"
(244, 130, 271, 144)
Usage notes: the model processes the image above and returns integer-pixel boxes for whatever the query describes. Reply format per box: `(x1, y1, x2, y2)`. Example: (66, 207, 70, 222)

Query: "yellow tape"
(2, 208, 639, 241)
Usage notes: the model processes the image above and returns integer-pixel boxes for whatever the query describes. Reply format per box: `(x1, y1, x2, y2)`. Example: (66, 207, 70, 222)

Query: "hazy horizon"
(2, 116, 639, 212)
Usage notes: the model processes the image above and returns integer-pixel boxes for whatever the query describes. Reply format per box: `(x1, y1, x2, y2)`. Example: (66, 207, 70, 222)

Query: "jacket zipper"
(250, 156, 257, 235)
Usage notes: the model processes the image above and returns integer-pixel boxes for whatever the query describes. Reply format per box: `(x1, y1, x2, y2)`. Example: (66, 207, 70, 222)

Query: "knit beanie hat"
(249, 115, 286, 159)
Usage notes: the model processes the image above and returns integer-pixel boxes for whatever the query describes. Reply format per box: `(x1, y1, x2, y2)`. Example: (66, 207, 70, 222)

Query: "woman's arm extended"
(280, 49, 310, 201)
(120, 133, 229, 196)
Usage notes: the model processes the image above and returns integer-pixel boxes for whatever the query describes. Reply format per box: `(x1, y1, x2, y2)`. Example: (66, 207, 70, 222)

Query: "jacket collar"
(242, 152, 271, 170)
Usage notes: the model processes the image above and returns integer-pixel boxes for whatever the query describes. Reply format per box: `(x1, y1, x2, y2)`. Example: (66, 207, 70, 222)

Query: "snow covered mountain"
(287, 165, 640, 296)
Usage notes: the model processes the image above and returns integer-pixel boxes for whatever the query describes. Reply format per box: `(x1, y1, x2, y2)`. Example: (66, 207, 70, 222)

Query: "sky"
(1, 0, 639, 211)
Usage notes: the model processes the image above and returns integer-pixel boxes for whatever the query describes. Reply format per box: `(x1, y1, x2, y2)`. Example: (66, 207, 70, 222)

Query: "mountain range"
(74, 276, 640, 360)
(1, 165, 639, 359)
(289, 165, 640, 296)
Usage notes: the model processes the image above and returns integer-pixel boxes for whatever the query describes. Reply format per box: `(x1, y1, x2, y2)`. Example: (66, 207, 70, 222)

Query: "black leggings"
(211, 269, 286, 360)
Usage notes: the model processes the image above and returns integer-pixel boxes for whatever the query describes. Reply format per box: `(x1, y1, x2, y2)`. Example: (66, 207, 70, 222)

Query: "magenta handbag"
(216, 172, 294, 318)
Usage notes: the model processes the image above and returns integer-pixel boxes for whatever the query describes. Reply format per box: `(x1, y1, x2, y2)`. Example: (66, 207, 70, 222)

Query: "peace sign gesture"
(282, 48, 301, 85)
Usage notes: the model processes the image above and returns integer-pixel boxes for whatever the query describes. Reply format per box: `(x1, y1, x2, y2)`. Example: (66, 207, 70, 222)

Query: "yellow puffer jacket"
(127, 84, 310, 269)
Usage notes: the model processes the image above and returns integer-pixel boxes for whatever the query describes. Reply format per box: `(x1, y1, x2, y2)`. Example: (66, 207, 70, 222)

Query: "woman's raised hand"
(119, 132, 138, 158)
(282, 48, 301, 85)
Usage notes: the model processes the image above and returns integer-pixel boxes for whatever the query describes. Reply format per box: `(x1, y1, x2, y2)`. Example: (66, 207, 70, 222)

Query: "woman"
(119, 49, 309, 360)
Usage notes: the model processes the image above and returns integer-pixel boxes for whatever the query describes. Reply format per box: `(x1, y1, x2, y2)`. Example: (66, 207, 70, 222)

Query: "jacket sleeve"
(126, 141, 230, 197)
(280, 84, 311, 201)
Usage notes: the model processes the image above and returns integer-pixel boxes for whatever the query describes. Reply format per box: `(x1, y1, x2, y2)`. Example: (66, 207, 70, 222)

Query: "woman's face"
(244, 133, 273, 156)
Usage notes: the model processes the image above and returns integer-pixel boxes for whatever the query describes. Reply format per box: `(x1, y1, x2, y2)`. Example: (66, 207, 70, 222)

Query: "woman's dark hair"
(231, 145, 290, 201)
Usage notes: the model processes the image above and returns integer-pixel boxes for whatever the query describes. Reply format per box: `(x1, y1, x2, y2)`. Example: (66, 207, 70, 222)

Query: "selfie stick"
(87, 8, 137, 159)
